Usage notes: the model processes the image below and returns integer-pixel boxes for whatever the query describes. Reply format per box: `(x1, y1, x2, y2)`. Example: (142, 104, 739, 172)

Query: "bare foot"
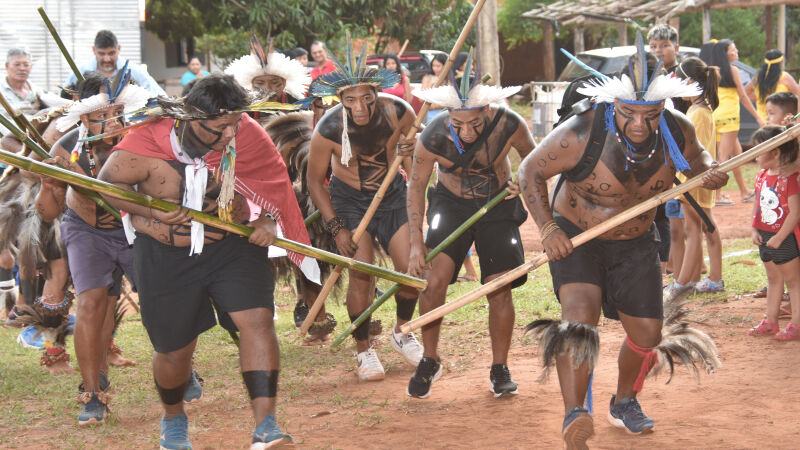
(108, 351, 136, 367)
(45, 359, 76, 375)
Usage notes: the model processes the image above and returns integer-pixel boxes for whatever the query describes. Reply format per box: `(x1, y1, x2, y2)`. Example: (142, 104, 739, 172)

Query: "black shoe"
(78, 371, 111, 394)
(608, 395, 654, 434)
(489, 364, 518, 398)
(407, 357, 442, 399)
(293, 299, 309, 328)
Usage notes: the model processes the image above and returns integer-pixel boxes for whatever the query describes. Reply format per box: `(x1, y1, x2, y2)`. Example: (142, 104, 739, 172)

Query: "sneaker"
(489, 364, 518, 398)
(407, 357, 442, 399)
(78, 372, 111, 394)
(77, 392, 109, 425)
(4, 306, 22, 327)
(251, 414, 293, 449)
(356, 348, 385, 381)
(694, 277, 725, 293)
(390, 324, 424, 367)
(607, 395, 654, 434)
(663, 281, 694, 304)
(183, 369, 203, 403)
(562, 407, 594, 450)
(160, 414, 192, 450)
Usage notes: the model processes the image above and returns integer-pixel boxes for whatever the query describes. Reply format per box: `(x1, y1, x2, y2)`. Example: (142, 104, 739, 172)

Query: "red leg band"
(625, 336, 658, 392)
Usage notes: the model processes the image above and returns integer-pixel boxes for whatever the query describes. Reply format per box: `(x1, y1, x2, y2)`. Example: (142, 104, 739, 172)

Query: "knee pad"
(0, 267, 13, 281)
(394, 294, 417, 322)
(154, 375, 190, 405)
(349, 313, 370, 341)
(18, 277, 36, 306)
(242, 370, 279, 399)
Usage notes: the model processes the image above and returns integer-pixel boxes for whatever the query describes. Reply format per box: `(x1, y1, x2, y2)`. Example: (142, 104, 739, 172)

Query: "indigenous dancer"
(35, 69, 148, 424)
(518, 36, 726, 449)
(406, 60, 535, 398)
(225, 37, 311, 105)
(307, 39, 422, 380)
(98, 74, 302, 449)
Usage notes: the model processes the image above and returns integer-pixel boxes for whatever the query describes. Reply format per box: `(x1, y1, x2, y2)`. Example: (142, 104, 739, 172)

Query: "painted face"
(310, 44, 326, 64)
(93, 46, 120, 74)
(340, 85, 377, 126)
(385, 59, 398, 72)
(188, 113, 241, 152)
(296, 54, 308, 66)
(613, 100, 664, 145)
(252, 74, 286, 97)
(5, 55, 31, 84)
(188, 58, 203, 75)
(649, 39, 678, 68)
(448, 106, 489, 144)
(431, 58, 444, 76)
(727, 43, 738, 62)
(82, 103, 125, 145)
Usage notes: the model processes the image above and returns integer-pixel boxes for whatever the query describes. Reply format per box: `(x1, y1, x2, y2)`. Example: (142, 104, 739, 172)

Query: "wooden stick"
(38, 7, 84, 83)
(0, 148, 427, 289)
(298, 0, 488, 337)
(397, 40, 410, 58)
(400, 122, 800, 334)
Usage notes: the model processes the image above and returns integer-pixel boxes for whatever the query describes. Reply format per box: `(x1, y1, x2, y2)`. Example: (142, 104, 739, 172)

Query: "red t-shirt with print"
(752, 169, 800, 232)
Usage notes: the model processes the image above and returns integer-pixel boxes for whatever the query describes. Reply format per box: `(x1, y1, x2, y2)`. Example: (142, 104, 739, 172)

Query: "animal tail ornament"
(524, 319, 600, 380)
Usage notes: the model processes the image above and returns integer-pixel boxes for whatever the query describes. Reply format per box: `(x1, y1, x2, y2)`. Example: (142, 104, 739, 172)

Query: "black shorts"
(758, 230, 800, 265)
(548, 215, 663, 320)
(329, 173, 408, 252)
(133, 233, 274, 353)
(424, 183, 527, 287)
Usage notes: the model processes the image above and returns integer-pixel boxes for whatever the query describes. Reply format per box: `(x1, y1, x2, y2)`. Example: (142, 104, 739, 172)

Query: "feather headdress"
(225, 33, 311, 100)
(310, 33, 400, 97)
(295, 77, 339, 110)
(55, 61, 151, 132)
(412, 50, 520, 110)
(573, 31, 701, 172)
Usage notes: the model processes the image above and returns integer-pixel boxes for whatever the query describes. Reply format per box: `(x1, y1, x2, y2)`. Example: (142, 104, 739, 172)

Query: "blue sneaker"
(562, 407, 593, 450)
(183, 370, 203, 403)
(77, 392, 110, 425)
(160, 414, 192, 450)
(251, 414, 292, 449)
(608, 396, 654, 434)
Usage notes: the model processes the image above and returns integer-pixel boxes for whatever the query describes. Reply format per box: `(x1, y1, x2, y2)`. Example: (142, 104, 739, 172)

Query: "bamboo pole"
(330, 184, 512, 348)
(399, 122, 800, 334)
(38, 7, 84, 83)
(0, 147, 426, 289)
(0, 111, 122, 221)
(397, 39, 410, 58)
(298, 0, 489, 337)
(0, 92, 48, 150)
(304, 209, 321, 226)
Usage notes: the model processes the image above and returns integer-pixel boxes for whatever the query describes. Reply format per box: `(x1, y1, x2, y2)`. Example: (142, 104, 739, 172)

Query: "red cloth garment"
(113, 113, 313, 270)
(311, 60, 336, 80)
(382, 73, 406, 99)
(752, 170, 800, 232)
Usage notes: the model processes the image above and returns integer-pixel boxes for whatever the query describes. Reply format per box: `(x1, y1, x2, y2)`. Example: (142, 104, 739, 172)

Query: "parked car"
(557, 45, 758, 146)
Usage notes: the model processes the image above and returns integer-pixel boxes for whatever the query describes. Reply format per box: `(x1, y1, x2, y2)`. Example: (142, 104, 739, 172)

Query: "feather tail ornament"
(524, 319, 599, 380)
(215, 138, 237, 222)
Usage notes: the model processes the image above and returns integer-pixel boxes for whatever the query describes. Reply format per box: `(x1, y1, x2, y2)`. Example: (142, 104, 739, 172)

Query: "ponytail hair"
(676, 56, 720, 110)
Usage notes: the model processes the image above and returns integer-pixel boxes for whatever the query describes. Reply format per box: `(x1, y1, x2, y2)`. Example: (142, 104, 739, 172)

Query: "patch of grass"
(721, 161, 759, 192)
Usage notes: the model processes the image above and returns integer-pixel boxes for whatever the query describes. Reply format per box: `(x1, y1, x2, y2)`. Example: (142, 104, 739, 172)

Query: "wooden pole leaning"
(0, 148, 427, 290)
(330, 184, 512, 348)
(298, 0, 489, 337)
(400, 122, 800, 334)
(0, 114, 122, 221)
(38, 7, 85, 83)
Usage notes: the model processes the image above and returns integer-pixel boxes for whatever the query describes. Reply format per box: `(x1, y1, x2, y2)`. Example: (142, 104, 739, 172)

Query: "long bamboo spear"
(330, 183, 513, 348)
(0, 147, 426, 289)
(38, 7, 84, 83)
(400, 122, 800, 333)
(304, 209, 321, 226)
(299, 0, 488, 337)
(0, 111, 122, 221)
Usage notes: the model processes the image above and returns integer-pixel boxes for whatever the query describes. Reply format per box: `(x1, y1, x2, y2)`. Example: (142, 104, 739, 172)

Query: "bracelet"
(261, 211, 277, 222)
(540, 219, 561, 242)
(324, 216, 345, 237)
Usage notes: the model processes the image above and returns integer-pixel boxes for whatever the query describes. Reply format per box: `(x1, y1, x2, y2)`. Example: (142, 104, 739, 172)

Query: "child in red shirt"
(750, 126, 800, 340)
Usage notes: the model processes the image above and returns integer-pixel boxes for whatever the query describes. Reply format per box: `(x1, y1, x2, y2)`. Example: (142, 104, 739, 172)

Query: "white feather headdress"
(413, 84, 521, 109)
(55, 71, 151, 132)
(577, 73, 701, 104)
(224, 53, 310, 100)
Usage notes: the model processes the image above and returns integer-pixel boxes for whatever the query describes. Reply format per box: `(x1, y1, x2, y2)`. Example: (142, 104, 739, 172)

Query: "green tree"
(677, 8, 764, 67)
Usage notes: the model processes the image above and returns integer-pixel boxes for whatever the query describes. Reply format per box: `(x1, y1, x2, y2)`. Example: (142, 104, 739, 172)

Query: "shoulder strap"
(563, 102, 607, 182)
(445, 107, 506, 173)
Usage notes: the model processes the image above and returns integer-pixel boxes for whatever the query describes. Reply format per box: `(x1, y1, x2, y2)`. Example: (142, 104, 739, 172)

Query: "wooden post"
(765, 6, 774, 50)
(476, 0, 500, 85)
(702, 6, 711, 42)
(543, 21, 556, 81)
(618, 23, 627, 46)
(778, 4, 786, 55)
(573, 24, 585, 54)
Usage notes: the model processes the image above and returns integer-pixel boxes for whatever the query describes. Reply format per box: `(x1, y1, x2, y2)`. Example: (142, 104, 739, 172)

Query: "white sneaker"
(391, 324, 424, 367)
(356, 348, 385, 381)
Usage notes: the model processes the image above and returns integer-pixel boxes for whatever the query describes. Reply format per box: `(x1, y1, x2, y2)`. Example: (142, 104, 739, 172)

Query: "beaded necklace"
(613, 121, 659, 170)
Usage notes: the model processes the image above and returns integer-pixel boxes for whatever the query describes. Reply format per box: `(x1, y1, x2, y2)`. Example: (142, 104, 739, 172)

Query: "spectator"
(293, 47, 309, 67)
(181, 54, 209, 87)
(421, 53, 447, 123)
(381, 54, 411, 103)
(64, 30, 165, 96)
(745, 49, 800, 123)
(1, 48, 43, 135)
(310, 41, 335, 80)
(647, 24, 679, 72)
(765, 91, 798, 128)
